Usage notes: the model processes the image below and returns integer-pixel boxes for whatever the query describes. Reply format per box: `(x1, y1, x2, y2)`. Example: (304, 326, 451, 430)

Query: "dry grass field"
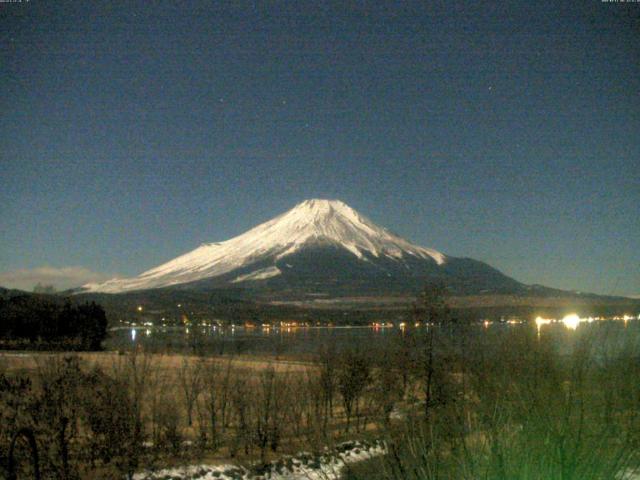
(0, 346, 397, 478)
(0, 350, 314, 375)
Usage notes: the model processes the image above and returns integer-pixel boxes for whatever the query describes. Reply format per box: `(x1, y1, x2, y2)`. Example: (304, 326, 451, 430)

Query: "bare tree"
(301, 367, 326, 450)
(317, 344, 338, 435)
(146, 358, 170, 449)
(79, 366, 134, 472)
(35, 355, 84, 479)
(337, 349, 371, 433)
(178, 357, 203, 427)
(110, 347, 154, 478)
(199, 357, 233, 450)
(219, 359, 234, 434)
(230, 373, 252, 457)
(372, 355, 405, 427)
(413, 282, 452, 419)
(252, 365, 284, 463)
(284, 372, 309, 440)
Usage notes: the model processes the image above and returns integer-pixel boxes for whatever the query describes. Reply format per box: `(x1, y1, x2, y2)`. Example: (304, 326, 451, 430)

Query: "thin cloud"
(0, 266, 116, 291)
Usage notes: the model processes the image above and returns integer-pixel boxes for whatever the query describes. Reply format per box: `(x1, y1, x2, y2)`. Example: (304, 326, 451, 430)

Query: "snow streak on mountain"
(83, 199, 446, 293)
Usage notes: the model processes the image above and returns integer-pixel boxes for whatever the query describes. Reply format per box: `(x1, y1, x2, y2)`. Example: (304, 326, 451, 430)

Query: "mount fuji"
(82, 199, 525, 297)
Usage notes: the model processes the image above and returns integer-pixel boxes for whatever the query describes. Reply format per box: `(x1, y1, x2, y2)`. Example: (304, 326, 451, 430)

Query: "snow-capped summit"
(83, 199, 447, 293)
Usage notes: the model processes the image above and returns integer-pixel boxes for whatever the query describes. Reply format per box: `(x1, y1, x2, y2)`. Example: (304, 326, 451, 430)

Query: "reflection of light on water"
(145, 328, 151, 336)
(562, 314, 581, 330)
(535, 316, 552, 336)
(131, 329, 136, 341)
(483, 320, 490, 328)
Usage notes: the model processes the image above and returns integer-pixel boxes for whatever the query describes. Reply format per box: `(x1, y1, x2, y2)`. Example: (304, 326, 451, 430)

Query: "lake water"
(106, 316, 640, 359)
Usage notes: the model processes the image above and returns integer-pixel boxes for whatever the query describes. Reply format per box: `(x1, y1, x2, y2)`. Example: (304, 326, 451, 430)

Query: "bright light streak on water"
(535, 316, 552, 329)
(131, 328, 136, 341)
(562, 314, 581, 330)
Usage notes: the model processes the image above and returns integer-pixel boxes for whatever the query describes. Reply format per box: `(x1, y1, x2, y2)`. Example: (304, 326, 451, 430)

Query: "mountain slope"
(82, 199, 524, 296)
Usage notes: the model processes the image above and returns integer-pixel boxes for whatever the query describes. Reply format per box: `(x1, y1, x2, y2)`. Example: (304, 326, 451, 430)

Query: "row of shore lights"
(536, 313, 638, 331)
(133, 304, 636, 333)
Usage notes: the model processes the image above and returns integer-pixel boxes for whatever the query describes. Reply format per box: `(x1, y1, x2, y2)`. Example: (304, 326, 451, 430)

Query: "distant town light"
(562, 314, 581, 330)
(535, 316, 552, 328)
(137, 305, 143, 312)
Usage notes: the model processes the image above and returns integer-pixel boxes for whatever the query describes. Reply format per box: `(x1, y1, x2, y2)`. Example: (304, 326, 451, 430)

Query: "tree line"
(0, 294, 107, 350)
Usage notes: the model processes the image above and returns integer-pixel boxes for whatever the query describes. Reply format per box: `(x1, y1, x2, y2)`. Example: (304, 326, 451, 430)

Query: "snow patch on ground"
(618, 469, 640, 479)
(133, 440, 386, 480)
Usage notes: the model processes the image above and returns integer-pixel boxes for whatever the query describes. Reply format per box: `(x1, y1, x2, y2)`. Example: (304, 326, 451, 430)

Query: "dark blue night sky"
(1, 1, 638, 295)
